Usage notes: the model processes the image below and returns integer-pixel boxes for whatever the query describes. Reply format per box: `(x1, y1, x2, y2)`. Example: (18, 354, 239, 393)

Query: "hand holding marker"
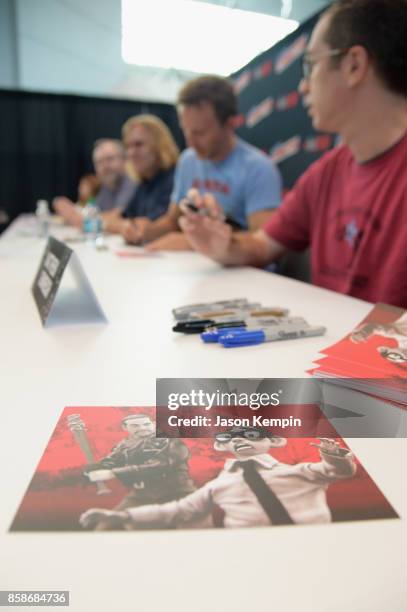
(182, 197, 243, 230)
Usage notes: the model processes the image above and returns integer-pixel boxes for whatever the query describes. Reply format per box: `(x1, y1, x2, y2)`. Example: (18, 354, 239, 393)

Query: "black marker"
(183, 198, 242, 230)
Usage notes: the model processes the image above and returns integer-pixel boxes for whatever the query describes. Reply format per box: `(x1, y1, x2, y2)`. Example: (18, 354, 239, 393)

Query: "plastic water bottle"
(35, 199, 50, 238)
(82, 198, 102, 245)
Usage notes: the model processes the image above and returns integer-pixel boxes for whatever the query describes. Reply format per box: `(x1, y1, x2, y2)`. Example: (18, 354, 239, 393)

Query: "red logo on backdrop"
(303, 135, 334, 152)
(233, 113, 246, 128)
(276, 91, 300, 111)
(275, 33, 308, 74)
(253, 59, 273, 80)
(270, 136, 301, 164)
(233, 70, 252, 95)
(246, 97, 274, 128)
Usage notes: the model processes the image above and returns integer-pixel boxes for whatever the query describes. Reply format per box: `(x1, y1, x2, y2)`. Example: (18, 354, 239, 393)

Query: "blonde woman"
(104, 114, 180, 235)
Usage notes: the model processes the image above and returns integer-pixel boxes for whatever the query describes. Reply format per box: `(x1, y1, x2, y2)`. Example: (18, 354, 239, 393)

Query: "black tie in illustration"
(237, 460, 294, 525)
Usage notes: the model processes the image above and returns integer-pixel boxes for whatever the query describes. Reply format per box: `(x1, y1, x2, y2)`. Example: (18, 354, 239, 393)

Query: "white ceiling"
(196, 0, 332, 21)
(8, 0, 333, 103)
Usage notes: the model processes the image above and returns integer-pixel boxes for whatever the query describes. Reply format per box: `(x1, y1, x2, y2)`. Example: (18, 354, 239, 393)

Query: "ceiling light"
(122, 0, 298, 75)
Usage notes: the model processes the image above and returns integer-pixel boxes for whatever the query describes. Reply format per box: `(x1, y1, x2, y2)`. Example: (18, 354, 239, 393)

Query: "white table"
(1, 217, 406, 612)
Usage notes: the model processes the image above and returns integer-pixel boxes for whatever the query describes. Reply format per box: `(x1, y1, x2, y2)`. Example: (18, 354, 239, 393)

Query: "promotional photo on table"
(1, 1, 406, 611)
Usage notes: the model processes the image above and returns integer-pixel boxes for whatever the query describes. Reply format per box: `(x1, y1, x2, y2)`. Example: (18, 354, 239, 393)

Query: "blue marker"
(201, 326, 247, 343)
(219, 326, 327, 348)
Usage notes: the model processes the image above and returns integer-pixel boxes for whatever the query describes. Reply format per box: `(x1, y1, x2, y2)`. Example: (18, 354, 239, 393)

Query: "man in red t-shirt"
(179, 0, 407, 308)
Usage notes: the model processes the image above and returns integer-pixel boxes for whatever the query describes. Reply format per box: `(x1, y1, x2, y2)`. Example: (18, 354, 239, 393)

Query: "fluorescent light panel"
(122, 0, 298, 75)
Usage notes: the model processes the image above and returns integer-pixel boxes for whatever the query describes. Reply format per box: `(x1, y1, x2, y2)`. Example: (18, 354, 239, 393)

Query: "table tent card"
(31, 237, 107, 327)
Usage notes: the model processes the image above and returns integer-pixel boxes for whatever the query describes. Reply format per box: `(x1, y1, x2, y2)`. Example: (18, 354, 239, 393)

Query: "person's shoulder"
(300, 143, 351, 183)
(178, 147, 198, 166)
(235, 139, 279, 174)
(168, 438, 187, 449)
(235, 139, 268, 164)
(324, 142, 350, 161)
(109, 438, 127, 453)
(159, 166, 176, 184)
(122, 174, 137, 191)
(123, 174, 136, 185)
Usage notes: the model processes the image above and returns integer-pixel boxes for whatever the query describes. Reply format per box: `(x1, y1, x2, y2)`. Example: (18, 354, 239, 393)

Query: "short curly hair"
(324, 0, 407, 97)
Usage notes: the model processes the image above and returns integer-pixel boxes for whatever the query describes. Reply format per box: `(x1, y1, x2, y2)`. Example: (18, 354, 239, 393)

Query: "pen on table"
(219, 325, 327, 347)
(172, 298, 251, 320)
(174, 306, 289, 326)
(173, 319, 246, 334)
(201, 326, 247, 342)
(201, 316, 309, 341)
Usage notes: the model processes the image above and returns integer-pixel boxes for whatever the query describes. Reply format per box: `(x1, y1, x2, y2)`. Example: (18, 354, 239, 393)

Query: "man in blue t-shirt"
(122, 75, 282, 250)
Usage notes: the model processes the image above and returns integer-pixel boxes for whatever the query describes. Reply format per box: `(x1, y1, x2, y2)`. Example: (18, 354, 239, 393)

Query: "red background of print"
(10, 407, 398, 531)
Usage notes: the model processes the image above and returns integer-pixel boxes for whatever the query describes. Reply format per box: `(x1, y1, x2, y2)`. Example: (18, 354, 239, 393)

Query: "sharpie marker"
(172, 299, 257, 321)
(173, 320, 247, 334)
(201, 326, 247, 342)
(201, 317, 309, 342)
(175, 306, 288, 324)
(219, 325, 327, 348)
(173, 311, 294, 334)
(184, 199, 243, 230)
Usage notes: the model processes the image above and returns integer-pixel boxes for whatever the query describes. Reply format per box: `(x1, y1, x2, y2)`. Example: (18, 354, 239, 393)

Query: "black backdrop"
(0, 90, 184, 226)
(232, 10, 335, 192)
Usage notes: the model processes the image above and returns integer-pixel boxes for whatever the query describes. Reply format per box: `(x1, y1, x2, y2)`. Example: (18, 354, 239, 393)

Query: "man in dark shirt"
(54, 139, 136, 224)
(121, 167, 175, 220)
(83, 413, 195, 530)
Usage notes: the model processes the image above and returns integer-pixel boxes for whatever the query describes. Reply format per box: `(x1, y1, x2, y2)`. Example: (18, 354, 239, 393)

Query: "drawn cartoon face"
(377, 346, 407, 366)
(216, 436, 272, 458)
(214, 428, 286, 457)
(123, 416, 155, 438)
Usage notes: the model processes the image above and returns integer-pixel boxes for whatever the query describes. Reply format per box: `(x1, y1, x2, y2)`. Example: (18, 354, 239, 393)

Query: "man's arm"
(145, 232, 191, 251)
(247, 209, 275, 231)
(306, 438, 357, 480)
(120, 202, 180, 245)
(179, 191, 287, 266)
(145, 205, 279, 253)
(100, 208, 126, 234)
(80, 482, 214, 529)
(53, 198, 82, 228)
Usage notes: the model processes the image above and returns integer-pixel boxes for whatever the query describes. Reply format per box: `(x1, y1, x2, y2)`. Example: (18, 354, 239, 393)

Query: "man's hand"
(146, 232, 192, 252)
(350, 323, 378, 343)
(85, 469, 115, 482)
(79, 508, 127, 528)
(102, 210, 126, 234)
(311, 438, 356, 475)
(53, 197, 82, 228)
(121, 217, 151, 245)
(311, 438, 344, 456)
(179, 189, 232, 262)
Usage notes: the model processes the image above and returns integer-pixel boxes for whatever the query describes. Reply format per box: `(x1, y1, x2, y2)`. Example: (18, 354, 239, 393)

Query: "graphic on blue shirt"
(171, 139, 282, 229)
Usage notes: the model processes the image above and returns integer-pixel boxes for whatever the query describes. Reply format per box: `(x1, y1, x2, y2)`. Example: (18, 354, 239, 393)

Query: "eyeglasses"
(302, 48, 348, 79)
(94, 154, 122, 166)
(215, 429, 266, 443)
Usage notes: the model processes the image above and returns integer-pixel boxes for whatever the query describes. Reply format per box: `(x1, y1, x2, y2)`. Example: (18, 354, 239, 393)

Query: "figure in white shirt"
(79, 427, 356, 530)
(350, 312, 407, 365)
